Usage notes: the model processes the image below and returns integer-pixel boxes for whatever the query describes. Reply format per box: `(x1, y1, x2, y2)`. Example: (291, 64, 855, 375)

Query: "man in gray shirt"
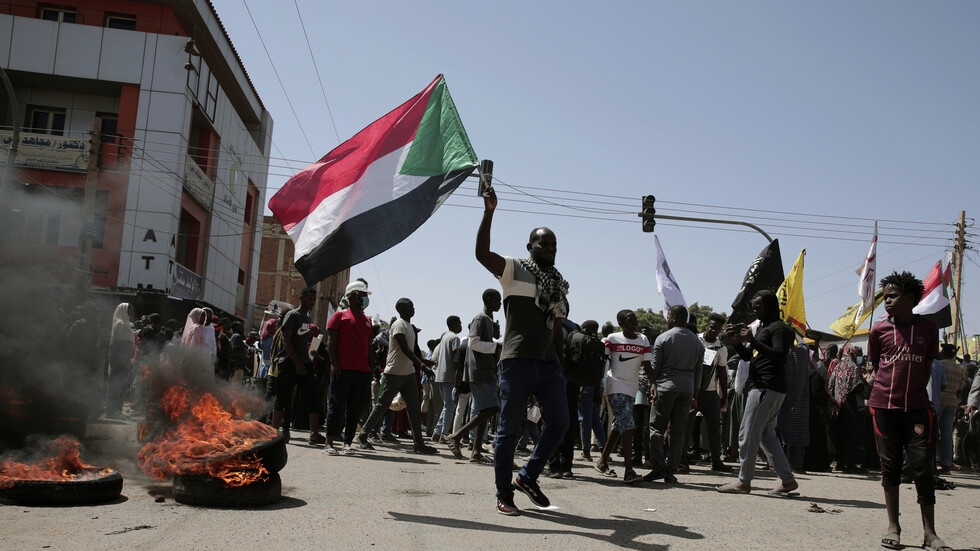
(643, 304, 704, 483)
(432, 316, 462, 442)
(446, 289, 502, 464)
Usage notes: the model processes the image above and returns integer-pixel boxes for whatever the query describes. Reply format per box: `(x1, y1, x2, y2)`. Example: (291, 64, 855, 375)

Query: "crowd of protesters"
(52, 189, 978, 551)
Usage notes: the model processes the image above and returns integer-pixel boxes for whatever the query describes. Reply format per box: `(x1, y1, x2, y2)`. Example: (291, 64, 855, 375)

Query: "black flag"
(730, 239, 784, 325)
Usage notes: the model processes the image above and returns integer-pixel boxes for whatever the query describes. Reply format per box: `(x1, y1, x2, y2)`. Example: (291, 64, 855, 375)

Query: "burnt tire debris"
(172, 471, 282, 507)
(0, 471, 123, 505)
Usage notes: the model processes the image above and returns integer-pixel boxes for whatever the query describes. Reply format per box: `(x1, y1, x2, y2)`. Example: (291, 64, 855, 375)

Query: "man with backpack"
(548, 319, 605, 477)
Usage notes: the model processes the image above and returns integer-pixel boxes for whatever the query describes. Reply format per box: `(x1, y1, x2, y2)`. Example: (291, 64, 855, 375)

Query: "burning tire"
(235, 433, 287, 474)
(172, 471, 281, 507)
(0, 470, 123, 505)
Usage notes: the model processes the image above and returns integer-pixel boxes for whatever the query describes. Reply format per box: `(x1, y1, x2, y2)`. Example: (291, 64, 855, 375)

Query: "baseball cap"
(345, 280, 371, 296)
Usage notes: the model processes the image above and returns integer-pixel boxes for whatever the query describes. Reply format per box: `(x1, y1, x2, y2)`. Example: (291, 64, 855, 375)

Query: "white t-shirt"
(385, 318, 416, 376)
(699, 332, 729, 392)
(604, 332, 653, 397)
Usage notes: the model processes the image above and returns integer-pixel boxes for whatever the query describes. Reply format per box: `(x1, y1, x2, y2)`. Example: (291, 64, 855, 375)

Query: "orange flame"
(0, 436, 113, 489)
(137, 385, 276, 488)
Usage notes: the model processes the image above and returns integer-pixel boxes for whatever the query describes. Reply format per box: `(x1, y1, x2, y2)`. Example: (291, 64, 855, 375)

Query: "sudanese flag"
(270, 75, 478, 284)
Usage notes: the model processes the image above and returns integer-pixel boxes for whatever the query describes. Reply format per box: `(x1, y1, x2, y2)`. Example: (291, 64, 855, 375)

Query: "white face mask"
(855, 357, 864, 366)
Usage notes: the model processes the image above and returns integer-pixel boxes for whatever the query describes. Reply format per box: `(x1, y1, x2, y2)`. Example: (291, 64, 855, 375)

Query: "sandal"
(922, 536, 951, 551)
(594, 461, 617, 478)
(880, 530, 900, 550)
(446, 438, 464, 460)
(323, 446, 340, 456)
(716, 481, 751, 494)
(469, 455, 494, 466)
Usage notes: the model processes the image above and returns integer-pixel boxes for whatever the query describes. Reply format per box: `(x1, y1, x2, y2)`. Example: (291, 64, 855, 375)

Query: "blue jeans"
(578, 385, 607, 451)
(494, 358, 569, 497)
(434, 382, 456, 437)
(937, 404, 956, 468)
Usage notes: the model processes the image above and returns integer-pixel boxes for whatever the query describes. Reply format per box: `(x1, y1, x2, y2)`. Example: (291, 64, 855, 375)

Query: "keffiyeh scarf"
(520, 257, 570, 328)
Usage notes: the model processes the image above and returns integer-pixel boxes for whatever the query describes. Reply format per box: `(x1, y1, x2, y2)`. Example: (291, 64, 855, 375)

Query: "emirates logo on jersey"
(880, 344, 923, 365)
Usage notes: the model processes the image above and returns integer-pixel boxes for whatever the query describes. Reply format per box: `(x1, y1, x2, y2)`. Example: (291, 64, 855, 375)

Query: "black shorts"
(273, 361, 320, 415)
(871, 407, 935, 505)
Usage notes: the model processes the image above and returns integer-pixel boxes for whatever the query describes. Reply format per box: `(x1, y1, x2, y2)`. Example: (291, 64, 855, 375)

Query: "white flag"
(854, 221, 877, 323)
(654, 235, 687, 318)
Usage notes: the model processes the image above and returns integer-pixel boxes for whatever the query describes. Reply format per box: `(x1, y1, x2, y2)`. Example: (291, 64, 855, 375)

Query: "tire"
(172, 472, 281, 507)
(230, 432, 287, 474)
(0, 471, 123, 505)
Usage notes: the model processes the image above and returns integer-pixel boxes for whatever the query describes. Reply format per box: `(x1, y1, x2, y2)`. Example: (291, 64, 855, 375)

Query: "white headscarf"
(181, 308, 207, 347)
(110, 302, 134, 346)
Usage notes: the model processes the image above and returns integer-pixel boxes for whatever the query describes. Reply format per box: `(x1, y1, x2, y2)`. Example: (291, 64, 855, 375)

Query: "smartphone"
(478, 159, 493, 197)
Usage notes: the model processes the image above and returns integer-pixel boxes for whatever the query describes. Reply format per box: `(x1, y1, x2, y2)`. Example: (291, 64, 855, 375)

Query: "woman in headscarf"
(828, 344, 871, 472)
(107, 302, 135, 417)
(201, 308, 218, 371)
(181, 308, 207, 347)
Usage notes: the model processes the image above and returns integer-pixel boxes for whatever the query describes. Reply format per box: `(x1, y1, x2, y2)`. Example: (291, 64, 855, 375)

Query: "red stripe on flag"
(921, 261, 943, 295)
(270, 75, 442, 230)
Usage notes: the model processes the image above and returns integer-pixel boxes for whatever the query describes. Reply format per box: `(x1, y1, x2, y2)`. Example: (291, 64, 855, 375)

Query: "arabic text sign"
(183, 154, 214, 211)
(172, 262, 202, 299)
(0, 131, 89, 173)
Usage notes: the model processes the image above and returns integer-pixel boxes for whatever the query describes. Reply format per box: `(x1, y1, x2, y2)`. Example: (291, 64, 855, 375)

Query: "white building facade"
(0, 0, 272, 323)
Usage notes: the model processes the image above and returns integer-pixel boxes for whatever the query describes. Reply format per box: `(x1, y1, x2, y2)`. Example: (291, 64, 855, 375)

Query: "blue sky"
(213, 0, 979, 347)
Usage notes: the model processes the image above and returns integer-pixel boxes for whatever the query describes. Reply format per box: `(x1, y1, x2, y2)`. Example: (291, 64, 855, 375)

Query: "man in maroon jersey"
(868, 271, 950, 551)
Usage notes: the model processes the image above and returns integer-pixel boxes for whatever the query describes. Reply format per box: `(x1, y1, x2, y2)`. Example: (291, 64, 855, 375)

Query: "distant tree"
(605, 303, 727, 334)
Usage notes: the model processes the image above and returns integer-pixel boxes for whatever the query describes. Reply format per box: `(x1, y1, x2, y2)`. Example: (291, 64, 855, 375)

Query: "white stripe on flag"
(289, 144, 426, 258)
(654, 235, 687, 318)
(854, 221, 877, 323)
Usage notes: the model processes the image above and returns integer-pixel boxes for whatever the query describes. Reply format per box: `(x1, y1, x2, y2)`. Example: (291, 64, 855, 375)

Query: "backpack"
(564, 330, 606, 387)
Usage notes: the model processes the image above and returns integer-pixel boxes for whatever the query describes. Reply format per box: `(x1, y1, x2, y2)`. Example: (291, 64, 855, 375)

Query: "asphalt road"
(2, 417, 978, 551)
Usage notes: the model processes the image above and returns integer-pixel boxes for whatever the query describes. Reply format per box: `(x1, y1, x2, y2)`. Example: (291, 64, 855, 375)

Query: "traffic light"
(641, 195, 656, 232)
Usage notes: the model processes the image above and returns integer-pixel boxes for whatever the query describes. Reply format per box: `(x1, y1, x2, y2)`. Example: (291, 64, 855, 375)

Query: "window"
(99, 115, 118, 144)
(29, 107, 66, 136)
(106, 16, 137, 30)
(176, 207, 203, 273)
(243, 183, 255, 224)
(188, 110, 219, 180)
(41, 8, 77, 23)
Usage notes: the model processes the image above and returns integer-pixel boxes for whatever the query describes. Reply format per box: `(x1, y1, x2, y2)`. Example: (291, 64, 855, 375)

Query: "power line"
(292, 0, 342, 145)
(241, 0, 316, 157)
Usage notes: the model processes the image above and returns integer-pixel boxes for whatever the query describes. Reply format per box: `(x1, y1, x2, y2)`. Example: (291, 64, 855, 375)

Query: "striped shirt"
(868, 316, 939, 411)
(497, 256, 566, 361)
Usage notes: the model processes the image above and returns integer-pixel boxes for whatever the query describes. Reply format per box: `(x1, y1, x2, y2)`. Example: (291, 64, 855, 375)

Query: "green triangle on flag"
(400, 76, 477, 176)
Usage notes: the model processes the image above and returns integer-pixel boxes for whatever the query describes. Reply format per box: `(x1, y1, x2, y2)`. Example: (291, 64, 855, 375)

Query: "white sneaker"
(342, 444, 356, 456)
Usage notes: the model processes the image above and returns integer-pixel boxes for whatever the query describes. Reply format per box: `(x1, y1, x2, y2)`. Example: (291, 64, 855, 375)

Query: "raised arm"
(475, 186, 505, 277)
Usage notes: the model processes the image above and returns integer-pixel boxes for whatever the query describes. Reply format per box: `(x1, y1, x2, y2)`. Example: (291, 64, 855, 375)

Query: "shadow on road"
(347, 452, 439, 466)
(677, 481, 885, 509)
(386, 509, 702, 550)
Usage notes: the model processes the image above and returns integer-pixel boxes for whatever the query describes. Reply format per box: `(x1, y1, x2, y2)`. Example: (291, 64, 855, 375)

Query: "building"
(0, 0, 271, 325)
(255, 215, 349, 331)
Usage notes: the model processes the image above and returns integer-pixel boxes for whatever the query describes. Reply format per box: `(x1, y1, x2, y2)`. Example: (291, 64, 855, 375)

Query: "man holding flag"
(476, 184, 570, 516)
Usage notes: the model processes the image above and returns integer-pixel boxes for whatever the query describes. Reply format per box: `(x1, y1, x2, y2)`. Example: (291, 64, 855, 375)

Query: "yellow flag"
(829, 289, 884, 338)
(776, 249, 806, 334)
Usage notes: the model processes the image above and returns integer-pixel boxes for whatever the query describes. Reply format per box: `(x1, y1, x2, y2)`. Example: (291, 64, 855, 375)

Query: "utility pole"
(951, 210, 966, 346)
(77, 116, 101, 292)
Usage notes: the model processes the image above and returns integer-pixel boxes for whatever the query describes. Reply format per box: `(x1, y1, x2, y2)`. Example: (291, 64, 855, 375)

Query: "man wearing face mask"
(324, 281, 376, 456)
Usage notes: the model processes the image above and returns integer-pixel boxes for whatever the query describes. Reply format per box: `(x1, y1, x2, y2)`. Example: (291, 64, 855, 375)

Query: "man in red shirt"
(323, 281, 375, 456)
(869, 271, 950, 551)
